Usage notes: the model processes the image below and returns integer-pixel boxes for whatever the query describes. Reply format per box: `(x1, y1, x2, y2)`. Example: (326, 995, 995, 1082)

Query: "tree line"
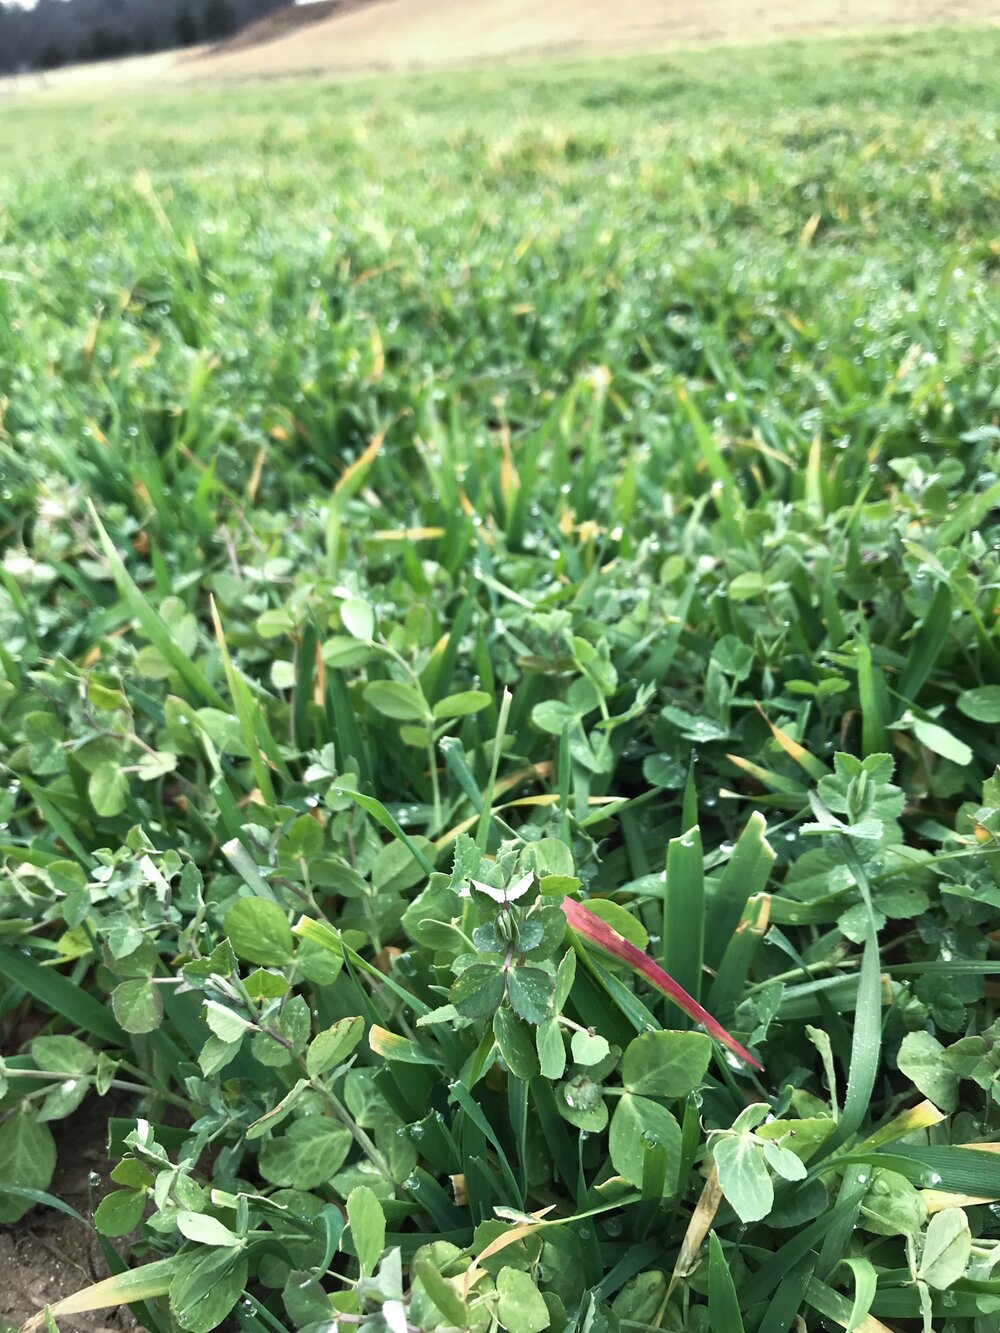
(0, 0, 290, 73)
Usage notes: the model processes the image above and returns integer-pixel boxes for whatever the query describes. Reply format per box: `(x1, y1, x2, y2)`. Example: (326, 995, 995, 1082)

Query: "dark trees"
(0, 0, 291, 74)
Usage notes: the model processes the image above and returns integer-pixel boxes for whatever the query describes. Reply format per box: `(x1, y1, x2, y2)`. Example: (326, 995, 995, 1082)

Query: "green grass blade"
(476, 688, 512, 851)
(805, 1276, 892, 1333)
(211, 597, 285, 805)
(664, 824, 704, 1008)
(676, 382, 742, 542)
(0, 945, 121, 1043)
(755, 1257, 815, 1333)
(331, 786, 435, 876)
(854, 633, 889, 756)
(707, 893, 770, 1015)
(705, 812, 774, 968)
(708, 1232, 746, 1333)
(836, 1256, 878, 1332)
(824, 845, 883, 1150)
(896, 579, 951, 709)
(88, 502, 225, 708)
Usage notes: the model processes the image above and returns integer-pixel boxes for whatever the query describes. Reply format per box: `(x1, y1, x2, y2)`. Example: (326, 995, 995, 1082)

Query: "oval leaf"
(364, 680, 430, 722)
(224, 898, 294, 967)
(622, 1031, 712, 1098)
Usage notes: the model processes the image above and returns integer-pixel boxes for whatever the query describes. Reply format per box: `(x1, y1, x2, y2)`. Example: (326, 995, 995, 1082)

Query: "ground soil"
(0, 1097, 138, 1333)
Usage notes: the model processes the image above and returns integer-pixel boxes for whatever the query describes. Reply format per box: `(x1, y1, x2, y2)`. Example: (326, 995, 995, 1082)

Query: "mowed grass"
(1, 26, 1000, 1333)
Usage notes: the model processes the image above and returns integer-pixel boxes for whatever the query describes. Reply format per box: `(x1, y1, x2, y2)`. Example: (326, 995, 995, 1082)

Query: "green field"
(2, 27, 1000, 1333)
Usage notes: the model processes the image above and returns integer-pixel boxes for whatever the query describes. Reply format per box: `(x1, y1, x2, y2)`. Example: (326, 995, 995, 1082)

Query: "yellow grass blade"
(20, 1261, 174, 1332)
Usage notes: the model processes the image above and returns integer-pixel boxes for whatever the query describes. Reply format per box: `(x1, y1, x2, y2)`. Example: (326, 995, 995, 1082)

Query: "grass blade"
(664, 824, 704, 1008)
(705, 812, 775, 969)
(708, 1232, 746, 1333)
(563, 898, 761, 1069)
(88, 502, 225, 708)
(0, 945, 121, 1043)
(19, 1258, 175, 1332)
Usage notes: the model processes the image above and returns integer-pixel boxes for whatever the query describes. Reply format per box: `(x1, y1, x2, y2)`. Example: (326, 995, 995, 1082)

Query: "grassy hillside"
(1, 27, 1000, 1333)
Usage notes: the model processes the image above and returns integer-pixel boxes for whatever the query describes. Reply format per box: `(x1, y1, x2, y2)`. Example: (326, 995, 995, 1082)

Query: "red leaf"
(561, 897, 762, 1071)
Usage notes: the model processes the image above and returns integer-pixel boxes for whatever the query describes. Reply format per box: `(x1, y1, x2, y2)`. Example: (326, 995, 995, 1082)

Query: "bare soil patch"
(0, 1098, 138, 1333)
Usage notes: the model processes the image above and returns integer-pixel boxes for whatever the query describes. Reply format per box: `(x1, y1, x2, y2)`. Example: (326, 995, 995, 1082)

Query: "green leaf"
(111, 1158, 154, 1190)
(612, 1272, 669, 1325)
(496, 1266, 549, 1333)
(306, 1016, 365, 1078)
(897, 1030, 958, 1113)
(507, 966, 555, 1024)
(608, 1093, 681, 1192)
(168, 1246, 249, 1333)
(176, 1210, 241, 1247)
(957, 685, 1000, 723)
(713, 1133, 773, 1223)
(621, 1031, 712, 1098)
(857, 1169, 928, 1237)
(244, 1081, 310, 1141)
(364, 680, 430, 722)
(494, 1008, 540, 1079)
(414, 1257, 470, 1326)
(0, 1109, 57, 1224)
(918, 1207, 971, 1290)
(341, 597, 375, 641)
(570, 1030, 610, 1067)
(451, 963, 505, 1018)
(36, 1074, 90, 1123)
(347, 1185, 385, 1278)
(911, 717, 973, 766)
(88, 762, 127, 817)
(259, 1117, 353, 1190)
(536, 1019, 567, 1080)
(29, 1035, 95, 1075)
(759, 1137, 807, 1182)
(94, 1189, 146, 1238)
(137, 749, 178, 780)
(282, 1270, 332, 1326)
(202, 1000, 251, 1044)
(432, 689, 492, 720)
(111, 977, 163, 1035)
(224, 898, 294, 966)
(198, 1035, 242, 1077)
(531, 700, 579, 736)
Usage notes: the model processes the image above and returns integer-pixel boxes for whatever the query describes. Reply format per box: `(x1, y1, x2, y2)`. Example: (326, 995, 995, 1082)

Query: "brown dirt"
(0, 1097, 139, 1333)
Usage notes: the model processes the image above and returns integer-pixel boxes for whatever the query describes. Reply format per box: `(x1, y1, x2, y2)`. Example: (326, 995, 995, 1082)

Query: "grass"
(1, 25, 1000, 1333)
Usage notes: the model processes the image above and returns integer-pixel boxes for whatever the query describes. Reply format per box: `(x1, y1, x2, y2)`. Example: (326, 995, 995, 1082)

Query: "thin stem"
(3, 1069, 189, 1110)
